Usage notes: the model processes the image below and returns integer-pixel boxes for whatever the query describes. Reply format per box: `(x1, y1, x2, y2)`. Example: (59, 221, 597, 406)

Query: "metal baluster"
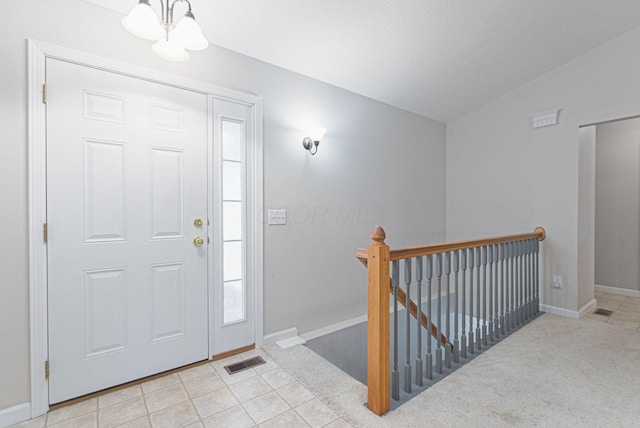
(509, 241, 515, 330)
(526, 240, 532, 320)
(520, 241, 527, 324)
(523, 240, 529, 321)
(512, 241, 517, 327)
(425, 255, 433, 380)
(531, 240, 536, 316)
(453, 250, 460, 363)
(475, 247, 482, 349)
(523, 241, 528, 323)
(392, 260, 400, 401)
(533, 239, 540, 314)
(531, 240, 537, 316)
(444, 252, 452, 369)
(415, 257, 423, 386)
(500, 243, 506, 336)
(481, 246, 488, 346)
(487, 245, 493, 343)
(493, 244, 499, 339)
(517, 241, 523, 326)
(435, 253, 443, 374)
(524, 241, 529, 322)
(404, 259, 412, 393)
(468, 248, 475, 354)
(460, 249, 468, 359)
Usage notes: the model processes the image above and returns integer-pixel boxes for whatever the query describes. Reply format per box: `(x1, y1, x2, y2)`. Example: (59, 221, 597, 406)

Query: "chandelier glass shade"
(122, 0, 209, 62)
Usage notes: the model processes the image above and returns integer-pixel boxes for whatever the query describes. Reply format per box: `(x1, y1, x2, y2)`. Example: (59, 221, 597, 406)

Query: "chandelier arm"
(154, 0, 166, 25)
(169, 0, 192, 25)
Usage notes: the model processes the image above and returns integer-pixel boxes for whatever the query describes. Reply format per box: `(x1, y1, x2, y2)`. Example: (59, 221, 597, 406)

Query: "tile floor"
(11, 349, 351, 428)
(585, 291, 640, 330)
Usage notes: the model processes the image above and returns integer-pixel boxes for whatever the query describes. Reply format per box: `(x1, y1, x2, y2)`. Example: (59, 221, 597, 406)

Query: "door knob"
(193, 237, 205, 247)
(193, 218, 204, 228)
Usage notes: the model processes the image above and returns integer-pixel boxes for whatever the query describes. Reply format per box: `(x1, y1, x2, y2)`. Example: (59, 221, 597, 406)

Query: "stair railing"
(357, 225, 546, 415)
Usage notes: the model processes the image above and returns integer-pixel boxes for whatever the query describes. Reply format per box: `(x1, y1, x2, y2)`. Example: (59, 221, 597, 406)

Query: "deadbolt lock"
(193, 218, 204, 228)
(193, 236, 205, 247)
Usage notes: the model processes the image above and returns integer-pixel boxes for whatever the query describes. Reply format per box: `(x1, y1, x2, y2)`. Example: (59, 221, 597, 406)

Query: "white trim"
(252, 98, 264, 348)
(540, 304, 580, 319)
(595, 284, 640, 298)
(277, 336, 306, 348)
(579, 299, 598, 318)
(28, 40, 50, 418)
(28, 39, 264, 416)
(301, 314, 368, 341)
(539, 299, 596, 319)
(263, 328, 298, 345)
(29, 40, 260, 103)
(0, 403, 32, 428)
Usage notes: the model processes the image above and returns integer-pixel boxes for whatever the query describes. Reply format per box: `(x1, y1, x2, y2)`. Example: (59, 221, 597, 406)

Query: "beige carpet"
(264, 314, 640, 427)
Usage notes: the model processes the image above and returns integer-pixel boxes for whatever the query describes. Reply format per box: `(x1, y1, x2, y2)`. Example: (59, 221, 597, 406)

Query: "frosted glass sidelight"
(223, 201, 242, 241)
(222, 161, 242, 201)
(219, 115, 247, 327)
(223, 241, 243, 281)
(221, 120, 244, 162)
(223, 280, 245, 323)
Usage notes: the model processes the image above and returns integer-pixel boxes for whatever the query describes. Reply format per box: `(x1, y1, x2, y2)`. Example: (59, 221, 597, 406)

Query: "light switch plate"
(268, 209, 287, 225)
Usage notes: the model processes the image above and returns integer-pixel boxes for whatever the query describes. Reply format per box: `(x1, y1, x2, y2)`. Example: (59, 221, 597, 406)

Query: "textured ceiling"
(87, 0, 640, 122)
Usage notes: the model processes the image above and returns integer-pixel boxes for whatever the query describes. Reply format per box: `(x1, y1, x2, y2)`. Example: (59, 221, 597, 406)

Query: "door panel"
(47, 58, 209, 403)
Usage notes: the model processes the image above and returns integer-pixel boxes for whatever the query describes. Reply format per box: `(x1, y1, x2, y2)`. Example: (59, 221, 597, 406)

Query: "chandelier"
(122, 0, 209, 62)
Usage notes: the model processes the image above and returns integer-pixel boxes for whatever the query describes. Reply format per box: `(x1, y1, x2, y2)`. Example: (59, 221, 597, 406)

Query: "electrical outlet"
(552, 275, 563, 289)
(268, 209, 287, 225)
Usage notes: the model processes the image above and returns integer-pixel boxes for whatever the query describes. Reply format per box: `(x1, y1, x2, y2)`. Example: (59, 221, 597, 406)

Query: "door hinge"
(43, 223, 48, 243)
(45, 360, 50, 380)
(42, 83, 47, 104)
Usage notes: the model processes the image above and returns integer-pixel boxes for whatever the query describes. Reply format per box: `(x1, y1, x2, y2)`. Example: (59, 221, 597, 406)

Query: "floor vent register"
(224, 356, 266, 375)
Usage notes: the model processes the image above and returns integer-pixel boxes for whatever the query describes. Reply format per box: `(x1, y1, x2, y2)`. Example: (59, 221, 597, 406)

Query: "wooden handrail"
(357, 227, 546, 262)
(357, 257, 451, 351)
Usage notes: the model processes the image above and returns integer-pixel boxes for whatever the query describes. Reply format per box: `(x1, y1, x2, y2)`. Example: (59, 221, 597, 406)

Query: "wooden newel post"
(367, 225, 390, 415)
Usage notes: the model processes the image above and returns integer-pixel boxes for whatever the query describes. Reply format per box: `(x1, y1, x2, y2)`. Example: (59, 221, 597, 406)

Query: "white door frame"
(27, 39, 264, 417)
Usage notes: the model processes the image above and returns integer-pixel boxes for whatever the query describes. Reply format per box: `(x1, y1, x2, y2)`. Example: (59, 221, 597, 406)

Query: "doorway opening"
(579, 118, 640, 329)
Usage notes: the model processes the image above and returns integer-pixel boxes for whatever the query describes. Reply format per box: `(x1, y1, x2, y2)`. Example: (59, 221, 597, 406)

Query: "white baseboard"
(301, 314, 368, 342)
(595, 284, 640, 298)
(276, 336, 306, 349)
(540, 304, 580, 319)
(263, 327, 298, 345)
(0, 402, 31, 428)
(579, 299, 597, 318)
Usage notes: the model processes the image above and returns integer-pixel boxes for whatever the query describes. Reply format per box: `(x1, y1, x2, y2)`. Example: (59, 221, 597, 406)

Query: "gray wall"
(0, 0, 446, 411)
(595, 118, 640, 291)
(447, 24, 640, 314)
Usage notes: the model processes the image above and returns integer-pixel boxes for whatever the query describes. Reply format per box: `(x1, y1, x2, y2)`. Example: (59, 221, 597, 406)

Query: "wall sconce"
(302, 127, 327, 156)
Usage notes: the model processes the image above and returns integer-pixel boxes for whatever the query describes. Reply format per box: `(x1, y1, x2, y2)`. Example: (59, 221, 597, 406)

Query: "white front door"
(46, 58, 209, 403)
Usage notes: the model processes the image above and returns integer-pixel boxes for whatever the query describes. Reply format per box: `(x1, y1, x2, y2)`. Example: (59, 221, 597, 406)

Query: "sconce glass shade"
(172, 11, 209, 50)
(122, 0, 164, 41)
(152, 38, 190, 62)
(309, 127, 327, 142)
